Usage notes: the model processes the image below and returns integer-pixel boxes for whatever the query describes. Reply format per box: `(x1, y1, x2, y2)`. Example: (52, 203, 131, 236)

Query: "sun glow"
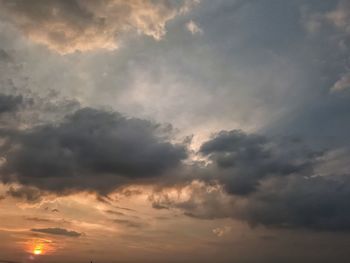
(26, 238, 54, 256)
(32, 244, 44, 255)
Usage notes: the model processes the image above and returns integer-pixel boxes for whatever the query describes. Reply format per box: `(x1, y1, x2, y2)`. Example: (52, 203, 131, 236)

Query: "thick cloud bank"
(152, 130, 350, 231)
(0, 106, 187, 193)
(1, 92, 350, 232)
(200, 130, 321, 195)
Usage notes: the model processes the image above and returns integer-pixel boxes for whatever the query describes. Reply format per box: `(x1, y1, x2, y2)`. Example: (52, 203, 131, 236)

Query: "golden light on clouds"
(33, 244, 43, 255)
(0, 0, 199, 54)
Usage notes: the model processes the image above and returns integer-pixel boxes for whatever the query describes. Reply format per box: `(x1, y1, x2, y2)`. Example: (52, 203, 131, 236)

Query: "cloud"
(302, 1, 350, 34)
(105, 210, 125, 216)
(6, 186, 42, 202)
(326, 0, 350, 33)
(25, 217, 52, 222)
(113, 219, 144, 228)
(31, 227, 81, 237)
(331, 72, 350, 92)
(185, 20, 203, 35)
(0, 107, 187, 194)
(0, 94, 22, 115)
(212, 226, 231, 237)
(150, 174, 350, 231)
(233, 174, 350, 231)
(0, 0, 198, 54)
(149, 130, 350, 231)
(199, 130, 321, 195)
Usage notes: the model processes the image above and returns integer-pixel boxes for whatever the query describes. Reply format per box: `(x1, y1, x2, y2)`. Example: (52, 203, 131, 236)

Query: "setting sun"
(33, 245, 43, 255)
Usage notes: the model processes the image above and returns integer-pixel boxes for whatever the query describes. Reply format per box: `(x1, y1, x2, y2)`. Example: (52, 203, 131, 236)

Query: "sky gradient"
(1, 0, 350, 262)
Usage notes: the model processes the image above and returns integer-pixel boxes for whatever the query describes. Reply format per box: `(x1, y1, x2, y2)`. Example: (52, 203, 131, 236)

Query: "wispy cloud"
(31, 227, 82, 237)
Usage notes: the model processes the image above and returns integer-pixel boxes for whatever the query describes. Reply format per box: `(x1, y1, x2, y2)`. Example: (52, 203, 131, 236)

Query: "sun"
(27, 239, 53, 256)
(33, 244, 43, 255)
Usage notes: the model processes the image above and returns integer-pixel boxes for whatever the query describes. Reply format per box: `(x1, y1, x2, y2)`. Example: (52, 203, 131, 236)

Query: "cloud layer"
(31, 227, 81, 237)
(0, 0, 197, 54)
(0, 105, 187, 194)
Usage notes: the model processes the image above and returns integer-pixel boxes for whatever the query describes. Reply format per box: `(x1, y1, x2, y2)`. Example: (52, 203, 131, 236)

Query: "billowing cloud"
(31, 227, 81, 237)
(0, 107, 187, 194)
(151, 171, 350, 232)
(199, 130, 320, 195)
(0, 0, 198, 54)
(150, 130, 350, 231)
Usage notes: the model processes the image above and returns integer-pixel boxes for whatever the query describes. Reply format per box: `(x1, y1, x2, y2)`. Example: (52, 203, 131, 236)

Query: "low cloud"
(31, 227, 81, 237)
(199, 130, 321, 195)
(0, 107, 187, 194)
(6, 186, 42, 203)
(150, 130, 350, 232)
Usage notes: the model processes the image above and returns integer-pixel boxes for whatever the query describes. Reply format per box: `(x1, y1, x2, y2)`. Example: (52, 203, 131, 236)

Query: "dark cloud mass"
(0, 107, 187, 193)
(200, 130, 321, 195)
(237, 175, 350, 231)
(150, 129, 350, 231)
(6, 186, 42, 202)
(31, 227, 81, 237)
(0, 94, 22, 115)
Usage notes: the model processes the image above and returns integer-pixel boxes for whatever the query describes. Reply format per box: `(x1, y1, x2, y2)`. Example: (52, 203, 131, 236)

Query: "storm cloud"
(150, 130, 350, 231)
(0, 107, 187, 193)
(199, 130, 321, 195)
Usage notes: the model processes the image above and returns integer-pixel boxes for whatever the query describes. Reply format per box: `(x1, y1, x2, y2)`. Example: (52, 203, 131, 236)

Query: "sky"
(1, 0, 350, 262)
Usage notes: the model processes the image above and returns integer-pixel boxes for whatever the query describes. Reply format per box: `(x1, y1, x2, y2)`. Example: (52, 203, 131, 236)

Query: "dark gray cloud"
(152, 174, 350, 232)
(236, 175, 350, 231)
(0, 94, 22, 115)
(150, 129, 350, 231)
(199, 130, 321, 195)
(31, 227, 81, 237)
(0, 107, 187, 194)
(6, 186, 42, 202)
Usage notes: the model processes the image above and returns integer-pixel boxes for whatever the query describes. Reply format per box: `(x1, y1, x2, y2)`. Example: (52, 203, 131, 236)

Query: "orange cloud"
(0, 0, 198, 54)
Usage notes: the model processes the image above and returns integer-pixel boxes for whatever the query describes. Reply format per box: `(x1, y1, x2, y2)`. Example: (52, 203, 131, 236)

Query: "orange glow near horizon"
(26, 239, 54, 256)
(33, 244, 43, 255)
